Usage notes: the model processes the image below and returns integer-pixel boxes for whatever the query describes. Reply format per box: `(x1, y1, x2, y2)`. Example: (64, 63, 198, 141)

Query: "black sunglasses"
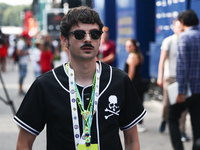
(68, 30, 103, 40)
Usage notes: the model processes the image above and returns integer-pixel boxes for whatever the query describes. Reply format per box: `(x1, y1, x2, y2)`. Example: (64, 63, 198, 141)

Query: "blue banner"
(155, 0, 187, 43)
(116, 0, 136, 70)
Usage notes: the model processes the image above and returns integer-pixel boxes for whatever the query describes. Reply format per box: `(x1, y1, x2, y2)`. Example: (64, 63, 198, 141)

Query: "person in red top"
(0, 33, 9, 72)
(40, 41, 54, 74)
(97, 26, 116, 66)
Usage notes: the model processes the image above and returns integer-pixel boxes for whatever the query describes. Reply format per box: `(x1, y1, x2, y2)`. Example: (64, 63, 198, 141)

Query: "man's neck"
(183, 25, 190, 31)
(70, 59, 97, 86)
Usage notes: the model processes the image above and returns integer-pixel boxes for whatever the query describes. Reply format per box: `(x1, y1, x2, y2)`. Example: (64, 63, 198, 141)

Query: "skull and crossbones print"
(104, 95, 120, 119)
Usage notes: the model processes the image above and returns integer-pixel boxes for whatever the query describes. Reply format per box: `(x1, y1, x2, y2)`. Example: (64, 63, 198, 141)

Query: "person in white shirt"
(31, 39, 43, 78)
(16, 32, 30, 96)
(157, 19, 189, 142)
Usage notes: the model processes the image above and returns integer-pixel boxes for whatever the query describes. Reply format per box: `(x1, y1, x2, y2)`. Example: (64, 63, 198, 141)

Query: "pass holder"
(67, 62, 100, 150)
(78, 144, 98, 150)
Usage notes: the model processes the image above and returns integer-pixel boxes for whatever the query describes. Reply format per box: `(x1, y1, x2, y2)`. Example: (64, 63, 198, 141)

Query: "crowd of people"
(0, 30, 70, 96)
(157, 19, 190, 142)
(157, 10, 200, 150)
(0, 6, 199, 150)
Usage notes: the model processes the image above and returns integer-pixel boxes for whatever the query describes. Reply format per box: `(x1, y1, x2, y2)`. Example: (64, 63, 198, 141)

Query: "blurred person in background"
(44, 34, 55, 54)
(124, 39, 146, 133)
(168, 10, 200, 150)
(157, 19, 190, 142)
(59, 42, 70, 64)
(40, 41, 54, 74)
(97, 26, 116, 66)
(16, 31, 30, 96)
(31, 39, 43, 78)
(0, 30, 9, 72)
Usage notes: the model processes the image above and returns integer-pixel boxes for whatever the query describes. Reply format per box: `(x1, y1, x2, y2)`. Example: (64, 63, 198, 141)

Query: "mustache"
(80, 44, 94, 49)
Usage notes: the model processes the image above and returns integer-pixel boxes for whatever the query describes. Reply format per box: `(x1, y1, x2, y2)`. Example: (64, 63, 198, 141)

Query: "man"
(168, 10, 200, 150)
(157, 20, 189, 141)
(0, 32, 8, 72)
(31, 39, 43, 78)
(97, 26, 116, 66)
(14, 6, 146, 150)
(16, 31, 30, 95)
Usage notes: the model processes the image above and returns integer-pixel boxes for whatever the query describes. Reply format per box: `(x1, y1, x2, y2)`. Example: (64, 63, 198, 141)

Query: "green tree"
(0, 3, 31, 26)
(0, 3, 9, 26)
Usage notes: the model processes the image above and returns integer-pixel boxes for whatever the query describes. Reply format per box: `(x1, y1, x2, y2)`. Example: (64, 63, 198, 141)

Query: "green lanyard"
(67, 63, 96, 147)
(74, 75, 96, 146)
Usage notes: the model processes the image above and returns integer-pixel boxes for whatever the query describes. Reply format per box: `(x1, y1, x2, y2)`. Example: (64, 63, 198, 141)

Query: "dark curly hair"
(60, 6, 104, 38)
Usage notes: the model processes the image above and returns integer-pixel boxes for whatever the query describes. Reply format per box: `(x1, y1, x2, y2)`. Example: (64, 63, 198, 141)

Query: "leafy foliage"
(0, 3, 31, 26)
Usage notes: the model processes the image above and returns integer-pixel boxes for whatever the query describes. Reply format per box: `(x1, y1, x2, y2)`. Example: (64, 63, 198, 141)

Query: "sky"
(0, 0, 33, 6)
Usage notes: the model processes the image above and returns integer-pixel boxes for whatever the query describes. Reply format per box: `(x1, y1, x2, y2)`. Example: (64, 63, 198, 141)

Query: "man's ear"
(60, 35, 68, 48)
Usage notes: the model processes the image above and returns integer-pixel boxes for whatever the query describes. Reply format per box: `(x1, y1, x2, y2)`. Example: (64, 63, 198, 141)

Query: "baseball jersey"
(14, 61, 146, 150)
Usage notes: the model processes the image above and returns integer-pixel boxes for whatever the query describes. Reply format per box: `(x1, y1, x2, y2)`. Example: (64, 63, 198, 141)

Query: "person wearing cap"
(97, 26, 116, 66)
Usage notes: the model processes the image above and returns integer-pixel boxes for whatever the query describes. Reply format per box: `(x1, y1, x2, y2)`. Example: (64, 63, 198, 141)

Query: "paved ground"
(0, 60, 193, 149)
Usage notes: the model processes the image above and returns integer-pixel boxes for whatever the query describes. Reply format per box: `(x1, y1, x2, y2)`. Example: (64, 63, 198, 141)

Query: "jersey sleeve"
(119, 75, 146, 131)
(14, 79, 46, 136)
